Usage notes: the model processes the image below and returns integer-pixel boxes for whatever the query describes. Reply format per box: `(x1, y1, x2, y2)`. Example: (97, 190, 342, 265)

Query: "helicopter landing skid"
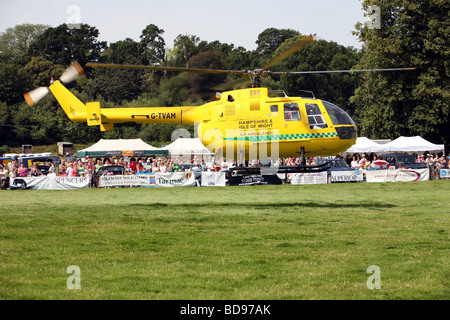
(229, 162, 331, 175)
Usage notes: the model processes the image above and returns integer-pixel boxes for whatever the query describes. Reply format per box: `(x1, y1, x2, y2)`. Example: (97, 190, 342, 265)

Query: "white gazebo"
(382, 136, 445, 153)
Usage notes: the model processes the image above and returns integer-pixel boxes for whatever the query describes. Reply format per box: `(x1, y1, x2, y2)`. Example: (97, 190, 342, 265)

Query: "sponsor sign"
(290, 172, 327, 185)
(440, 169, 449, 179)
(201, 172, 226, 187)
(10, 176, 89, 190)
(99, 174, 152, 187)
(365, 168, 429, 183)
(227, 174, 282, 186)
(330, 170, 364, 182)
(155, 171, 195, 187)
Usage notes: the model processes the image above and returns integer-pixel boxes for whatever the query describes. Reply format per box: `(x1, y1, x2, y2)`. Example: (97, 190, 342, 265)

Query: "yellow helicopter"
(24, 36, 416, 171)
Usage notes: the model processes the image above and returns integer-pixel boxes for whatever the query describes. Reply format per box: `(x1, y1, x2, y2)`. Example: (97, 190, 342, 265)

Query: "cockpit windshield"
(322, 100, 355, 126)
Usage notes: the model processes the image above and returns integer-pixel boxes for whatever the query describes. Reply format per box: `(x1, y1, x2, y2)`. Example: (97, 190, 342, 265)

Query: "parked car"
(315, 158, 356, 183)
(92, 165, 125, 187)
(379, 153, 426, 169)
(19, 156, 60, 175)
(178, 163, 202, 180)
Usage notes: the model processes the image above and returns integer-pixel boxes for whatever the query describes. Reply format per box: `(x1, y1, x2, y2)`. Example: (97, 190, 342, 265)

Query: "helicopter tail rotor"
(23, 87, 50, 107)
(59, 61, 85, 84)
(23, 61, 85, 106)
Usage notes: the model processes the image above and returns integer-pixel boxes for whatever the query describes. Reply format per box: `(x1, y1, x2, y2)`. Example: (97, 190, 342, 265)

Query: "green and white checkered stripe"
(224, 132, 338, 142)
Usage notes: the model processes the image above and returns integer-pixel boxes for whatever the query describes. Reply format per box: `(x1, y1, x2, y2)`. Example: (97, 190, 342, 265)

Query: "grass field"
(0, 180, 448, 300)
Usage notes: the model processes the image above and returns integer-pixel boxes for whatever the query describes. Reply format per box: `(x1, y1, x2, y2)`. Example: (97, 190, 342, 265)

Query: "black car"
(379, 153, 426, 169)
(93, 165, 125, 187)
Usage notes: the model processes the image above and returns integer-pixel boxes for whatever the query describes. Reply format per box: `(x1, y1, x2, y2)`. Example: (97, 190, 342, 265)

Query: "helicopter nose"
(335, 126, 357, 140)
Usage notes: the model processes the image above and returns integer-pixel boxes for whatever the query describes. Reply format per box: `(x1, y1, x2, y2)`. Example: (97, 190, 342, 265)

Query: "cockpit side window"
(305, 103, 328, 129)
(322, 100, 355, 126)
(284, 103, 301, 121)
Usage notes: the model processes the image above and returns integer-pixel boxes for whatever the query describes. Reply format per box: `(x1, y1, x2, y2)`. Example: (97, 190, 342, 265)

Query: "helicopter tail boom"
(49, 80, 200, 131)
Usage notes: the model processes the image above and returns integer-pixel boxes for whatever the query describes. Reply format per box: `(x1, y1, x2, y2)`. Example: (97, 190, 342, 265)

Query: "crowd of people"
(1, 151, 449, 189)
(343, 152, 449, 171)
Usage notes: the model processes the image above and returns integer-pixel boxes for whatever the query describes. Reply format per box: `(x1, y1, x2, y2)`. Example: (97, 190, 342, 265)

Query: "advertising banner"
(201, 172, 226, 187)
(330, 170, 364, 182)
(227, 174, 283, 186)
(10, 176, 89, 190)
(365, 168, 429, 183)
(99, 174, 152, 187)
(155, 171, 195, 187)
(440, 169, 450, 179)
(290, 172, 327, 185)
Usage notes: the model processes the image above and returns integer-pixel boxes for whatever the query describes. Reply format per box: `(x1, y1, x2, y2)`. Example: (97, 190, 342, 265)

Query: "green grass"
(0, 181, 448, 300)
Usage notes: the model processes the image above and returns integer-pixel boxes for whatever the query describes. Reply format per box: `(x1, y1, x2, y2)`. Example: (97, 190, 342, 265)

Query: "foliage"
(351, 0, 449, 146)
(28, 23, 106, 66)
(0, 23, 49, 59)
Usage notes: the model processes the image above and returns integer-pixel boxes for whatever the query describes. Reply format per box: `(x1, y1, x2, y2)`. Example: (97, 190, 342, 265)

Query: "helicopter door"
(305, 103, 328, 129)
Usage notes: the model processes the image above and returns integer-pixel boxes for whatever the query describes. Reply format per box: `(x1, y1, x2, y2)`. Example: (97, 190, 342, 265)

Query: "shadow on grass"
(129, 201, 396, 210)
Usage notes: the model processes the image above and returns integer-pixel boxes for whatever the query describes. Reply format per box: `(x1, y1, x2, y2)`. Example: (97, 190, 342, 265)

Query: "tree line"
(0, 0, 448, 152)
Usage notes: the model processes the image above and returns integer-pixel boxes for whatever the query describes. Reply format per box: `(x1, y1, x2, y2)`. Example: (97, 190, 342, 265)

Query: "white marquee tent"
(344, 137, 386, 154)
(77, 138, 168, 157)
(382, 136, 445, 153)
(343, 136, 445, 155)
(164, 138, 214, 156)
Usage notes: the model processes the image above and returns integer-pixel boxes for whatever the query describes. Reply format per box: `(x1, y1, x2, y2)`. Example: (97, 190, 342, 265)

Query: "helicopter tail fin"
(49, 80, 87, 122)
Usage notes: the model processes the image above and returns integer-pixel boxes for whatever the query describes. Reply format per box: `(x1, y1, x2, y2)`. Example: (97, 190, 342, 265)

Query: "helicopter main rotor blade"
(212, 77, 250, 91)
(261, 35, 315, 71)
(270, 67, 418, 75)
(85, 62, 246, 75)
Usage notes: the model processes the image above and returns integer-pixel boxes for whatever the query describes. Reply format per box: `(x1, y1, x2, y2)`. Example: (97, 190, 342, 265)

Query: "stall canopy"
(343, 137, 386, 154)
(382, 136, 445, 153)
(77, 139, 168, 157)
(164, 138, 214, 156)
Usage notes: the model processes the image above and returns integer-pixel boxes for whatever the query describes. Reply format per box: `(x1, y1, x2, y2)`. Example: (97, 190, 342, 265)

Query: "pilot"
(227, 95, 234, 102)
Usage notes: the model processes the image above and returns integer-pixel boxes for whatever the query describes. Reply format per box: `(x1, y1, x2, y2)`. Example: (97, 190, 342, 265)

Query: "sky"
(0, 0, 368, 51)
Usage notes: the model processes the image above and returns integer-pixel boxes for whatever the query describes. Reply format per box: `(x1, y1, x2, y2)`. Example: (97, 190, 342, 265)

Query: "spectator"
(59, 160, 67, 176)
(137, 160, 144, 173)
(17, 163, 27, 177)
(160, 160, 167, 173)
(351, 156, 359, 169)
(95, 159, 103, 173)
(66, 163, 75, 177)
(47, 168, 56, 177)
(417, 154, 426, 165)
(30, 164, 42, 176)
(145, 159, 152, 172)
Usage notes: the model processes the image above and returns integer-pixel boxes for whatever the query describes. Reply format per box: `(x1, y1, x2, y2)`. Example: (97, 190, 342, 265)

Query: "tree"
(172, 34, 200, 68)
(0, 23, 49, 60)
(0, 61, 29, 105)
(86, 38, 146, 104)
(255, 28, 300, 57)
(23, 56, 65, 89)
(28, 23, 106, 66)
(106, 38, 144, 64)
(140, 24, 167, 67)
(186, 50, 227, 100)
(351, 0, 449, 147)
